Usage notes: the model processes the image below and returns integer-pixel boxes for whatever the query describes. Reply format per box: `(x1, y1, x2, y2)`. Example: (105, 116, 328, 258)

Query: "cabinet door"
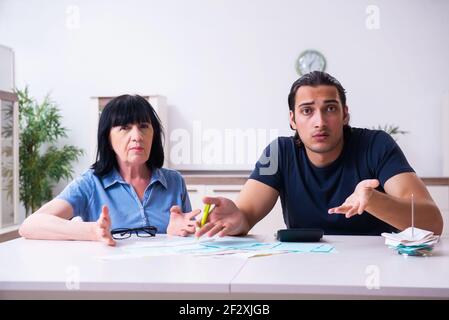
(441, 210, 449, 236)
(0, 97, 19, 228)
(186, 184, 207, 211)
(247, 198, 285, 237)
(206, 185, 286, 236)
(427, 186, 449, 235)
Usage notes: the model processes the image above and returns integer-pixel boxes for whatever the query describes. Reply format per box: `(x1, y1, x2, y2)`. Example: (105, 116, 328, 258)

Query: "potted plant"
(373, 124, 408, 141)
(16, 87, 84, 216)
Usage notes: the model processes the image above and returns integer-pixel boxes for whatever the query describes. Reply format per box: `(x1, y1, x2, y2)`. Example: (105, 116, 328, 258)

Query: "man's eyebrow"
(323, 99, 339, 104)
(297, 99, 339, 107)
(298, 101, 314, 107)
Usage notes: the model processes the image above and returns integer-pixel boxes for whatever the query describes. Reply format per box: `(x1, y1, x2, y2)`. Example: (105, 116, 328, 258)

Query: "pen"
(200, 204, 211, 227)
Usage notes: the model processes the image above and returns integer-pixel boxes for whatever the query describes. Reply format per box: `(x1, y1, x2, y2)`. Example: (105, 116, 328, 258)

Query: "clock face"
(296, 50, 326, 76)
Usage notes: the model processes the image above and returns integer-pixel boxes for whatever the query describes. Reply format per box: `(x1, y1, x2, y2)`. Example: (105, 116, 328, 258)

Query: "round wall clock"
(296, 50, 326, 75)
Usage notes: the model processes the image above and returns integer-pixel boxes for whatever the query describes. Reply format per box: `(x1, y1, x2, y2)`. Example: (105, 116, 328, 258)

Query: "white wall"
(1, 0, 448, 186)
(0, 44, 14, 91)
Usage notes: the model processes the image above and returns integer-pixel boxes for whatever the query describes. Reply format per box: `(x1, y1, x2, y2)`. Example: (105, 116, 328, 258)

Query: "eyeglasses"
(111, 226, 158, 240)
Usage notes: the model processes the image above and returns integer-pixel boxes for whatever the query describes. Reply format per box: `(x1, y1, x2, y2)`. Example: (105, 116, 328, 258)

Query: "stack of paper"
(98, 236, 335, 260)
(381, 227, 439, 256)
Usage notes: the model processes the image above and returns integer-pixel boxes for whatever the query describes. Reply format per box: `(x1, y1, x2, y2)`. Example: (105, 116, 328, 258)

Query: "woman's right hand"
(92, 205, 116, 246)
(167, 206, 201, 236)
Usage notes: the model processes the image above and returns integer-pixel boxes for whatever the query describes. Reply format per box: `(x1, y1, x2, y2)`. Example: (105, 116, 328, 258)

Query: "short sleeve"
(56, 171, 93, 220)
(180, 176, 192, 213)
(368, 131, 415, 186)
(249, 138, 283, 192)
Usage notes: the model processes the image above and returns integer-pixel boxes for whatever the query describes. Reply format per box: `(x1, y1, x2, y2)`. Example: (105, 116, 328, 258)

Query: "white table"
(231, 236, 449, 299)
(1, 235, 448, 299)
(0, 235, 247, 299)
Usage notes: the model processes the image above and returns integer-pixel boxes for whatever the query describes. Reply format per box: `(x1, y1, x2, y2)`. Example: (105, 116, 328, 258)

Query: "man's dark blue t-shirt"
(249, 127, 415, 235)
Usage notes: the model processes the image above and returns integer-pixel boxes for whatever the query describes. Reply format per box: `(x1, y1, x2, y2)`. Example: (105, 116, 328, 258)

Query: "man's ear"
(343, 106, 350, 125)
(289, 110, 297, 130)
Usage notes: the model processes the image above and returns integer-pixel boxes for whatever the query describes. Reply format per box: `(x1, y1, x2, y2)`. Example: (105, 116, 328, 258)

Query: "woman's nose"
(130, 126, 143, 141)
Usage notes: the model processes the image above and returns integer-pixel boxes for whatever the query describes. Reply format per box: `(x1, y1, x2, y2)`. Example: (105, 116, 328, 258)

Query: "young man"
(196, 71, 443, 237)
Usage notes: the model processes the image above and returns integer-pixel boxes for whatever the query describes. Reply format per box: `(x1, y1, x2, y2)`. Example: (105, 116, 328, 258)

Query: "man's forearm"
(234, 210, 252, 236)
(366, 191, 443, 234)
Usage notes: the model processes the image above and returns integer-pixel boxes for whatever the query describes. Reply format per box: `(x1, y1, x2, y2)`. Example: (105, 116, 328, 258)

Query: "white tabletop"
(0, 235, 247, 299)
(231, 235, 449, 299)
(1, 235, 448, 299)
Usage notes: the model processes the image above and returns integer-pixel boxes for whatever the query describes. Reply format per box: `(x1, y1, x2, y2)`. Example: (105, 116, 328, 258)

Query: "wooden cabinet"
(0, 91, 19, 228)
(185, 175, 286, 236)
(0, 44, 19, 230)
(427, 185, 449, 236)
(207, 185, 284, 236)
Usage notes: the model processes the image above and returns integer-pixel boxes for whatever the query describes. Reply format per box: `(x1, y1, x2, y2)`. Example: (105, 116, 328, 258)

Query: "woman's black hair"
(91, 94, 164, 176)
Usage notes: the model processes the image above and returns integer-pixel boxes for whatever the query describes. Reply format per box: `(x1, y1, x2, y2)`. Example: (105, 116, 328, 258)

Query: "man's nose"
(313, 110, 326, 128)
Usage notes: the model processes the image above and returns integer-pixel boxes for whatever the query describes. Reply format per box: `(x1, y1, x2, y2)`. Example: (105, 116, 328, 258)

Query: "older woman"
(19, 94, 199, 246)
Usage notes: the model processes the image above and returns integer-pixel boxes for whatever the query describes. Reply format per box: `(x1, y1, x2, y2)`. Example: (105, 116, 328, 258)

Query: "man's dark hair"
(287, 71, 350, 146)
(91, 94, 164, 176)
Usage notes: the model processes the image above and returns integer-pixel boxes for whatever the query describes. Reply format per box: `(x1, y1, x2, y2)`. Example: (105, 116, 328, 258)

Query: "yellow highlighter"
(200, 204, 211, 227)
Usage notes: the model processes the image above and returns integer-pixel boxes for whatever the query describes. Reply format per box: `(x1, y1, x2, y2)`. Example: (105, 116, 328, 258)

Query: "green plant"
(16, 87, 84, 216)
(373, 124, 408, 141)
